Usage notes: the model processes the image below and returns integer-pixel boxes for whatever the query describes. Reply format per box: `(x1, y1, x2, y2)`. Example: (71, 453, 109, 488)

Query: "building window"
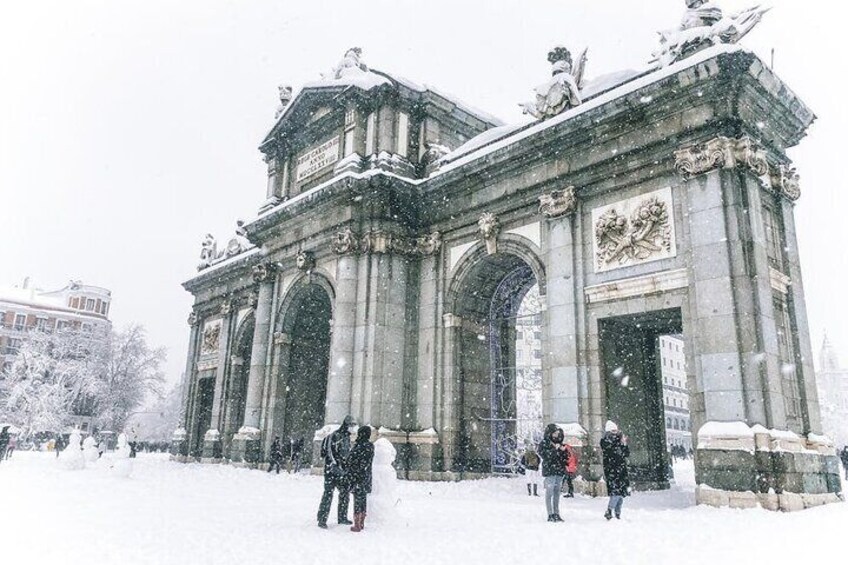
(533, 349, 542, 359)
(667, 417, 672, 428)
(85, 298, 95, 311)
(56, 320, 69, 331)
(774, 297, 801, 419)
(396, 112, 409, 157)
(5, 338, 21, 355)
(365, 112, 376, 155)
(762, 201, 784, 270)
(35, 317, 48, 332)
(13, 314, 26, 331)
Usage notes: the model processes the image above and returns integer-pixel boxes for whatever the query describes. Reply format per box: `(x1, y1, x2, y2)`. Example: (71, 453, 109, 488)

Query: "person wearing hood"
(267, 436, 284, 474)
(538, 423, 569, 522)
(600, 420, 630, 520)
(520, 445, 541, 497)
(346, 425, 375, 532)
(317, 415, 355, 528)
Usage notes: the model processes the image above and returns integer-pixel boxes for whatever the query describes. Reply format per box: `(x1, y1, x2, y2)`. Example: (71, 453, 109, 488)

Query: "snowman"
(109, 433, 133, 478)
(368, 438, 400, 524)
(82, 436, 99, 466)
(58, 430, 85, 471)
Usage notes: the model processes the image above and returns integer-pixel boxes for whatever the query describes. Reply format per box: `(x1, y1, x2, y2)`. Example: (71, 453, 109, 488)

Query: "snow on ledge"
(432, 44, 745, 179)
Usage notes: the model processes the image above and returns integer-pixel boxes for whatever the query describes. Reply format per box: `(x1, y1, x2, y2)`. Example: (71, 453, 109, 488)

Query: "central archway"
(273, 278, 334, 467)
(449, 242, 547, 475)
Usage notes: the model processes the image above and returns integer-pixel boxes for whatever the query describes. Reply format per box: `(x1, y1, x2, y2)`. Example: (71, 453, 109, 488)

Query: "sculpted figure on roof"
(521, 45, 587, 120)
(329, 47, 368, 79)
(654, 0, 770, 66)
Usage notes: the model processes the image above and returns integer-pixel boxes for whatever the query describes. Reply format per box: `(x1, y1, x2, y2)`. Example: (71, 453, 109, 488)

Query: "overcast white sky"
(1, 0, 845, 386)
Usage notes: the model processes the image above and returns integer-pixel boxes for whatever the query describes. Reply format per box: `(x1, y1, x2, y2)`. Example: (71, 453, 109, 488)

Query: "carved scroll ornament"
(539, 186, 577, 219)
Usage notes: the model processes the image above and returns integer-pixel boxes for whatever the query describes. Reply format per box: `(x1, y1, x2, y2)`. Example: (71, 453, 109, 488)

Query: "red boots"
(350, 512, 366, 532)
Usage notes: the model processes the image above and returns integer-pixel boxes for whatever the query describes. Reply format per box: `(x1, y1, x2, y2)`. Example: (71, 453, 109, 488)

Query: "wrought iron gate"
(489, 266, 544, 474)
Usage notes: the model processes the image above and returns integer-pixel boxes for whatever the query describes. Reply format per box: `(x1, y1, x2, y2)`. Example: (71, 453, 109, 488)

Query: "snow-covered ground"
(2, 452, 844, 565)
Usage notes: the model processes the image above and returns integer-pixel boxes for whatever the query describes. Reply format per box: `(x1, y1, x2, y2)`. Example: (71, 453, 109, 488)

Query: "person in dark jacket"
(317, 415, 355, 528)
(267, 436, 284, 474)
(601, 420, 630, 520)
(54, 433, 66, 458)
(538, 423, 570, 522)
(347, 426, 374, 532)
(840, 446, 848, 480)
(289, 437, 304, 474)
(520, 446, 541, 496)
(0, 427, 9, 464)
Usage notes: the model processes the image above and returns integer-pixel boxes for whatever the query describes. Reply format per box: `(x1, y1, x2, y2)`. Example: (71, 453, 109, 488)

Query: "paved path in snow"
(2, 452, 843, 565)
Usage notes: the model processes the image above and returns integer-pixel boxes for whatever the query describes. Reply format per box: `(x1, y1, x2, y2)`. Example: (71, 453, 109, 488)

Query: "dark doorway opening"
(192, 377, 215, 457)
(282, 284, 332, 467)
(599, 308, 685, 489)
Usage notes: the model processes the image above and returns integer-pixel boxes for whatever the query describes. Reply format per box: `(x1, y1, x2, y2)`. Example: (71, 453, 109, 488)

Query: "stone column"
(232, 263, 275, 464)
(326, 253, 358, 425)
(539, 187, 580, 424)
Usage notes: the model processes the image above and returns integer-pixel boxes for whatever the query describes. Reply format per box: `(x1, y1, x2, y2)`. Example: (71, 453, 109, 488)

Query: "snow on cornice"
(431, 44, 746, 180)
(182, 246, 262, 287)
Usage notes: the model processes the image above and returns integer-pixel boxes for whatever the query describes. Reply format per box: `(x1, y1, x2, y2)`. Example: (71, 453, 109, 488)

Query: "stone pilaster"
(540, 188, 579, 423)
(325, 253, 358, 424)
(232, 263, 276, 464)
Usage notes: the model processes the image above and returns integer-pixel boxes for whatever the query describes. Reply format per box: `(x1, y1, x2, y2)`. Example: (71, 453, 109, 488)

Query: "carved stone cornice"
(674, 136, 768, 179)
(539, 186, 577, 219)
(251, 263, 276, 284)
(478, 213, 500, 255)
(332, 228, 442, 257)
(770, 165, 801, 202)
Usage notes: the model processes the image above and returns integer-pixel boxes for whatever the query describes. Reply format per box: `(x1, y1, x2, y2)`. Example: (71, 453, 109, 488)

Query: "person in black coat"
(289, 437, 304, 474)
(267, 436, 284, 474)
(600, 420, 630, 520)
(538, 423, 570, 522)
(840, 446, 848, 480)
(317, 415, 355, 528)
(347, 426, 374, 532)
(0, 427, 9, 464)
(54, 433, 66, 458)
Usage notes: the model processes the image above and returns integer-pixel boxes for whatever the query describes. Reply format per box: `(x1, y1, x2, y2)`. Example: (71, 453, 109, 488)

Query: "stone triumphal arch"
(174, 9, 841, 511)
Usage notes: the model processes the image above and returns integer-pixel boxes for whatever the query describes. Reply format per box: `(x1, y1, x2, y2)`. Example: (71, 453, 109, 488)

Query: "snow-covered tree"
(0, 328, 103, 438)
(93, 324, 166, 432)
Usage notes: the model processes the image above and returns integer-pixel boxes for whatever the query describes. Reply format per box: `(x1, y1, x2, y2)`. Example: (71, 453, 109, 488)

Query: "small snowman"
(82, 436, 99, 466)
(368, 438, 400, 524)
(58, 430, 85, 471)
(109, 433, 133, 478)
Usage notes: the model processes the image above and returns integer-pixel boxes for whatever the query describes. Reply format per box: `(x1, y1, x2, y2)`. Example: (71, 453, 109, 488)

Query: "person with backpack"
(316, 415, 355, 529)
(520, 445, 541, 496)
(562, 442, 578, 497)
(346, 426, 375, 532)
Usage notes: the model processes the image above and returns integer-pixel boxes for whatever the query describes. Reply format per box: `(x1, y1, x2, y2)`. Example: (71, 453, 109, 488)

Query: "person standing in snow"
(347, 426, 375, 532)
(5, 433, 16, 459)
(289, 436, 304, 474)
(267, 436, 284, 474)
(600, 421, 630, 520)
(317, 415, 355, 529)
(539, 424, 569, 522)
(562, 442, 578, 498)
(520, 445, 541, 497)
(54, 433, 66, 458)
(840, 446, 848, 480)
(0, 427, 9, 464)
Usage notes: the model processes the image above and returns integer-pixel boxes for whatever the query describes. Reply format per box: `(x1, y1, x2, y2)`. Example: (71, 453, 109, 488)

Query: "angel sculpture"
(521, 46, 588, 120)
(653, 0, 770, 67)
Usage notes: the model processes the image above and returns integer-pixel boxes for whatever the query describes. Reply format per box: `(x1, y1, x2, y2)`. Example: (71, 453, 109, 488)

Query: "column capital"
(674, 135, 768, 180)
(539, 186, 577, 219)
(187, 311, 199, 326)
(252, 262, 277, 283)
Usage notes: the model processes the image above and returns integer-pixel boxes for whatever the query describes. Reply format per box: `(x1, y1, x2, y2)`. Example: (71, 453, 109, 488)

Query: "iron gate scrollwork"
(489, 266, 544, 474)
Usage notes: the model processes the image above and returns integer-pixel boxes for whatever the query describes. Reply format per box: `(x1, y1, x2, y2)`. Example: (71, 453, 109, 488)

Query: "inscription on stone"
(296, 136, 340, 182)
